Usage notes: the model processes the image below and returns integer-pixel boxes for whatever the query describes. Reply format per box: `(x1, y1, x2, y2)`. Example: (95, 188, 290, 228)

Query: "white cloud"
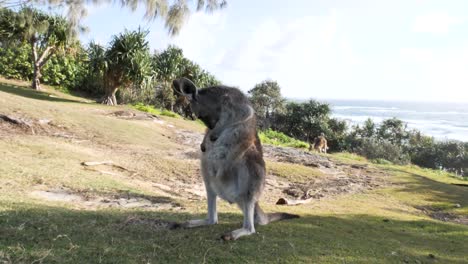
(145, 6, 468, 102)
(400, 48, 434, 63)
(165, 12, 227, 66)
(209, 9, 365, 96)
(376, 46, 468, 102)
(412, 12, 463, 34)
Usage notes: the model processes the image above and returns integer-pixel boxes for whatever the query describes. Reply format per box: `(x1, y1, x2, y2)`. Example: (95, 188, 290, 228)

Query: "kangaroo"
(172, 77, 299, 240)
(310, 133, 329, 153)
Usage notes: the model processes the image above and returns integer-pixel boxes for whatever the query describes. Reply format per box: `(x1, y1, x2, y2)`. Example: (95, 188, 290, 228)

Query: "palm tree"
(1, 0, 227, 36)
(0, 7, 77, 90)
(101, 28, 153, 105)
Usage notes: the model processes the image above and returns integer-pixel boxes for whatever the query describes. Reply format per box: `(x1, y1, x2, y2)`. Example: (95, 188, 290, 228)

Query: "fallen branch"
(276, 197, 314, 206)
(0, 114, 32, 126)
(81, 161, 115, 166)
(81, 161, 136, 175)
(0, 114, 35, 134)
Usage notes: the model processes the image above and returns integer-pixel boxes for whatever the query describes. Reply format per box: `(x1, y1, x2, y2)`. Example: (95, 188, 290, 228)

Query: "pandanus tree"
(152, 45, 185, 110)
(153, 45, 220, 112)
(0, 7, 78, 90)
(101, 29, 153, 105)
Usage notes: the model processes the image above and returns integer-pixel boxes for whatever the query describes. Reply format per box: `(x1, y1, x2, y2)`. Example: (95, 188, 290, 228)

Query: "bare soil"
(30, 188, 183, 211)
(168, 129, 391, 204)
(417, 206, 468, 225)
(0, 113, 75, 139)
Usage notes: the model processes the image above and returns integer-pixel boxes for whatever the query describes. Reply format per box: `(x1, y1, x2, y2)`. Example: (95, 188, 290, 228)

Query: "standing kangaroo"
(310, 133, 328, 153)
(173, 78, 299, 240)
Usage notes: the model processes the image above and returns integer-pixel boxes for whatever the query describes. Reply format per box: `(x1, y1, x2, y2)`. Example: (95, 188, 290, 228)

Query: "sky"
(78, 0, 468, 102)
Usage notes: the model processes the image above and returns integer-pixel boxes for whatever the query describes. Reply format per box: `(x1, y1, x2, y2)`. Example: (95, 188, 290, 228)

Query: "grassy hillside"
(0, 80, 467, 263)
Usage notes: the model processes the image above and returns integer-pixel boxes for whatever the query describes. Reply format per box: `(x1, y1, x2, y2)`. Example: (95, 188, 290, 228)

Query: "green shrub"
(0, 44, 32, 80)
(0, 42, 86, 91)
(259, 129, 309, 149)
(131, 103, 181, 118)
(356, 138, 410, 165)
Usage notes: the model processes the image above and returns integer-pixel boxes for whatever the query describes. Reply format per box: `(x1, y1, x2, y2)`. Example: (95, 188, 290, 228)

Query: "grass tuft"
(131, 103, 181, 118)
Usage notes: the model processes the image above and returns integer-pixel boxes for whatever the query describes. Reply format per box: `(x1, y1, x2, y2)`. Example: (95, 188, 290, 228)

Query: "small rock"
(38, 119, 52, 125)
(454, 203, 461, 208)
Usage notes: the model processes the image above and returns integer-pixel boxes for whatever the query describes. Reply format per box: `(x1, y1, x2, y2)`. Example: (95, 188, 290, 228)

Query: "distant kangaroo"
(173, 77, 299, 240)
(310, 133, 328, 153)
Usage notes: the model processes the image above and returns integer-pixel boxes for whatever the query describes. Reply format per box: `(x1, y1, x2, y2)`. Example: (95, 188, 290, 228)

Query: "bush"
(42, 50, 86, 90)
(0, 44, 32, 80)
(356, 138, 410, 165)
(0, 42, 86, 91)
(259, 129, 309, 149)
(119, 81, 157, 106)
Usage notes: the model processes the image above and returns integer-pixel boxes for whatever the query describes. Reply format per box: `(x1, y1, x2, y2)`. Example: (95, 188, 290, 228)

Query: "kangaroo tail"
(254, 202, 300, 226)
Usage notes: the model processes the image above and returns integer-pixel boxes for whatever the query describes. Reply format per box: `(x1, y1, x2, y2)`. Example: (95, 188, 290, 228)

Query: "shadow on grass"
(1, 203, 467, 263)
(386, 168, 468, 207)
(0, 83, 82, 103)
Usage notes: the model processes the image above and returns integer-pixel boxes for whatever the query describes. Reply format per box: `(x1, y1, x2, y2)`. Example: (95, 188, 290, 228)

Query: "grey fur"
(173, 77, 299, 240)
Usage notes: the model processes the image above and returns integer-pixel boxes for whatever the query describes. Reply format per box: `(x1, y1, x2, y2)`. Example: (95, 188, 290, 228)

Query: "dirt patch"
(109, 110, 160, 121)
(282, 172, 385, 200)
(167, 128, 390, 204)
(263, 145, 333, 168)
(0, 113, 76, 139)
(30, 188, 183, 210)
(417, 206, 468, 225)
(175, 129, 204, 147)
(156, 177, 207, 201)
(277, 162, 390, 204)
(172, 129, 204, 160)
(31, 189, 82, 202)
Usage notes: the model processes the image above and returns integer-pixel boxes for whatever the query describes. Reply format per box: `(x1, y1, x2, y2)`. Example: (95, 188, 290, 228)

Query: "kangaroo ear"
(172, 78, 198, 101)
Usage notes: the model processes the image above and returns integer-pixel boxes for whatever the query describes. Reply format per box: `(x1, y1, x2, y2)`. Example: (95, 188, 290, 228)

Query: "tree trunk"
(32, 63, 42, 90)
(30, 40, 54, 91)
(31, 41, 41, 90)
(101, 86, 119, 105)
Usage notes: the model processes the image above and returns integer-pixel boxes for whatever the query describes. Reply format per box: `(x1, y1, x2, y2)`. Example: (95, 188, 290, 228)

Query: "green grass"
(1, 80, 467, 263)
(372, 158, 393, 165)
(260, 129, 309, 149)
(131, 103, 181, 118)
(330, 152, 369, 164)
(1, 194, 467, 263)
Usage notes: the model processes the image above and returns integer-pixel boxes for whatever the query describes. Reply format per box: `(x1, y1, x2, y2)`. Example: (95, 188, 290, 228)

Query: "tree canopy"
(248, 80, 284, 129)
(1, 0, 227, 36)
(0, 7, 77, 90)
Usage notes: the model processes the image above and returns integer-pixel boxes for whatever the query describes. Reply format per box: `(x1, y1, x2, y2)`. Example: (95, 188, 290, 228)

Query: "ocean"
(327, 100, 468, 142)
